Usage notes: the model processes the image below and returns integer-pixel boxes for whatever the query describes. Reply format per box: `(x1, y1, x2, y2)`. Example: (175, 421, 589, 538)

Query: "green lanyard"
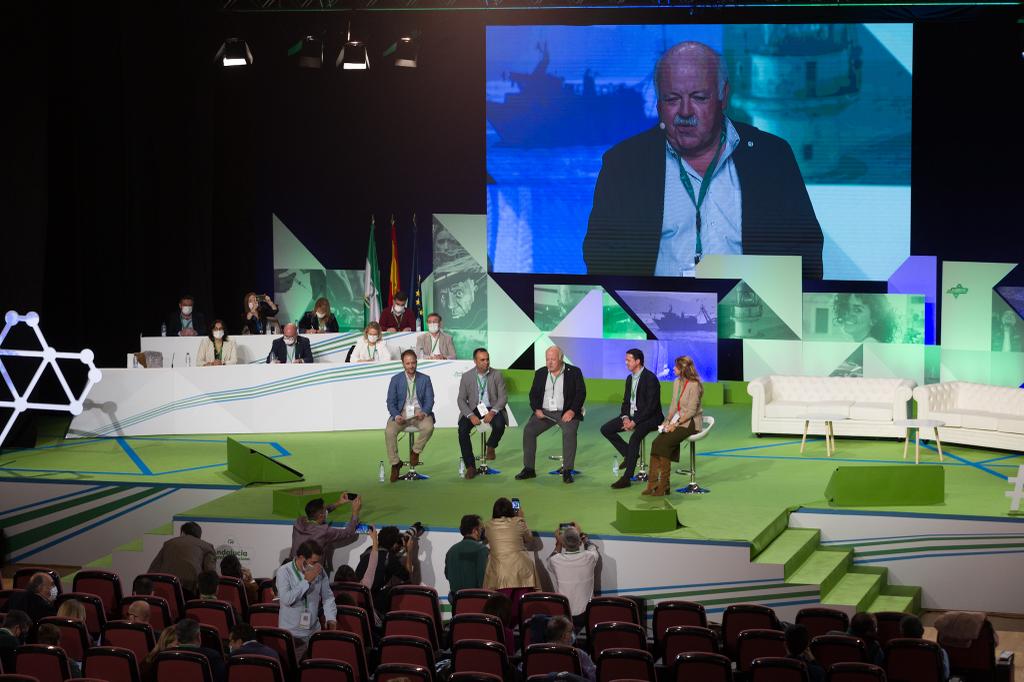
(214, 343, 222, 361)
(406, 376, 416, 403)
(477, 374, 487, 402)
(630, 372, 640, 405)
(430, 335, 439, 356)
(369, 343, 378, 360)
(675, 124, 727, 265)
(549, 372, 561, 397)
(291, 561, 309, 609)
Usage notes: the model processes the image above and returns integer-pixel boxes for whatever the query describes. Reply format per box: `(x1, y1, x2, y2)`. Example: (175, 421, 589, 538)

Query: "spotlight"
(289, 35, 324, 69)
(216, 38, 253, 67)
(337, 41, 369, 70)
(385, 35, 418, 68)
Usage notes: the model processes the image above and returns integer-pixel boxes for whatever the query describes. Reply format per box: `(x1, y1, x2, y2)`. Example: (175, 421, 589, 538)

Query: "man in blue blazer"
(266, 324, 314, 364)
(385, 349, 435, 481)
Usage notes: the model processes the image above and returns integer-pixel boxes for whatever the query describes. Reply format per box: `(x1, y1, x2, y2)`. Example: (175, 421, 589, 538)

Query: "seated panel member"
(647, 355, 704, 495)
(351, 321, 393, 362)
(166, 294, 208, 337)
(298, 297, 340, 334)
(415, 312, 456, 360)
(196, 319, 238, 366)
(456, 348, 508, 478)
(379, 291, 416, 332)
(242, 291, 279, 335)
(384, 350, 435, 481)
(517, 346, 586, 484)
(604, 349, 665, 489)
(267, 323, 314, 364)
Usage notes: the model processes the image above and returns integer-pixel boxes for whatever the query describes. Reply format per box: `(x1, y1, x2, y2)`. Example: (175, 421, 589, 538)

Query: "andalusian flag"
(363, 216, 381, 327)
(409, 214, 423, 330)
(388, 215, 400, 307)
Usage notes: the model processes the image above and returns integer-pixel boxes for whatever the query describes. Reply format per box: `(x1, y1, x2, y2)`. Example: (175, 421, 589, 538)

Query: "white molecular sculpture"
(0, 310, 102, 446)
(1007, 465, 1024, 513)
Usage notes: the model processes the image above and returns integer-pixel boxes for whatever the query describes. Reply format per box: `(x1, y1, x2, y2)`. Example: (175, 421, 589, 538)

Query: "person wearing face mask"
(267, 323, 314, 364)
(6, 572, 58, 622)
(351, 321, 393, 363)
(166, 295, 208, 337)
(379, 291, 416, 332)
(242, 291, 279, 335)
(276, 540, 337, 659)
(196, 320, 238, 367)
(0, 610, 32, 672)
(298, 297, 340, 334)
(415, 312, 456, 360)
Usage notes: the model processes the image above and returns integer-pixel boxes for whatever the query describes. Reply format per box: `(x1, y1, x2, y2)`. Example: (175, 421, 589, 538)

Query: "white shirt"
(352, 337, 393, 363)
(544, 545, 600, 617)
(655, 118, 743, 277)
(628, 368, 643, 416)
(543, 370, 565, 412)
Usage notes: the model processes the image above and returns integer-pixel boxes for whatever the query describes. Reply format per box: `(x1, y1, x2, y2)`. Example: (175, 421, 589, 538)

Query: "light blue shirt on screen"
(655, 118, 743, 277)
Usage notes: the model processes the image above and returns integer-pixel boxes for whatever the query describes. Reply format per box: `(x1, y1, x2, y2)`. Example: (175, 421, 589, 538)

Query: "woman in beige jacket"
(196, 320, 238, 366)
(482, 497, 540, 608)
(646, 355, 703, 495)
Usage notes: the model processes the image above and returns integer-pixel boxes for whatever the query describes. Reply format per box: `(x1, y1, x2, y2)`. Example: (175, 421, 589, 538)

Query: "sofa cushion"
(958, 410, 1002, 431)
(849, 402, 893, 421)
(929, 411, 963, 427)
(765, 400, 812, 419)
(999, 416, 1024, 435)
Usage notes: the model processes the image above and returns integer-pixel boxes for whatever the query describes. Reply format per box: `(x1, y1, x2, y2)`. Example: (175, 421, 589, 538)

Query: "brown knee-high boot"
(642, 455, 661, 495)
(652, 456, 672, 495)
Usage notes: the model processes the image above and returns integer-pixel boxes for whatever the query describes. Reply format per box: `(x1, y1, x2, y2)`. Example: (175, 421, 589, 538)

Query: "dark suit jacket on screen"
(529, 364, 586, 420)
(583, 122, 823, 279)
(266, 336, 314, 364)
(620, 367, 665, 425)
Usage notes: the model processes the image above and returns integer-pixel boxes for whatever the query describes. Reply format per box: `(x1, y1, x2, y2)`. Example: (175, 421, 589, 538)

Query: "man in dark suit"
(517, 346, 587, 483)
(148, 521, 217, 598)
(266, 323, 314, 364)
(0, 610, 32, 672)
(166, 294, 209, 336)
(172, 618, 226, 682)
(5, 572, 57, 622)
(228, 623, 280, 661)
(602, 349, 665, 489)
(583, 41, 822, 280)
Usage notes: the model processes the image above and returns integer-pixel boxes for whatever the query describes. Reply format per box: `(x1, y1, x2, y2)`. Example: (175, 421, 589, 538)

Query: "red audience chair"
(722, 604, 782, 657)
(152, 650, 212, 682)
(198, 625, 224, 657)
(736, 629, 788, 675)
(449, 614, 505, 647)
(451, 640, 509, 679)
(519, 614, 550, 652)
(306, 632, 367, 682)
(135, 575, 185, 622)
(185, 600, 237, 640)
(298, 658, 354, 682)
(335, 606, 373, 649)
(452, 590, 499, 616)
(216, 578, 249, 620)
(811, 634, 869, 669)
(35, 618, 90, 663)
(0, 675, 41, 682)
(827, 662, 888, 682)
(796, 608, 850, 640)
(102, 621, 155, 664)
(884, 638, 945, 682)
(944, 618, 998, 681)
(519, 593, 571, 624)
(663, 625, 719, 661)
(329, 583, 375, 623)
(257, 580, 276, 605)
(82, 646, 140, 682)
(585, 597, 640, 638)
(383, 611, 439, 651)
(13, 569, 63, 596)
(0, 590, 26, 612)
(14, 644, 73, 682)
(377, 635, 436, 671)
(873, 613, 908, 647)
(72, 571, 123, 621)
(374, 663, 433, 682)
(523, 643, 582, 679)
(750, 656, 810, 682)
(653, 600, 707, 646)
(387, 585, 442, 641)
(590, 622, 647, 658)
(248, 604, 280, 629)
(252, 628, 298, 681)
(55, 593, 106, 639)
(595, 647, 655, 682)
(449, 674, 503, 682)
(226, 655, 283, 682)
(673, 651, 733, 682)
(119, 596, 172, 633)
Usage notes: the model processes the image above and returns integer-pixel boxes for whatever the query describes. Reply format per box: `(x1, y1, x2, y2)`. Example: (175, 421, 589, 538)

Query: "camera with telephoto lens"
(401, 522, 426, 545)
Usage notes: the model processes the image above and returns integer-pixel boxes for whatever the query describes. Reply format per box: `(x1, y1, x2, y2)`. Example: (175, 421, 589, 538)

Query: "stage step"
(787, 548, 852, 597)
(821, 567, 885, 612)
(866, 585, 921, 615)
(753, 528, 821, 578)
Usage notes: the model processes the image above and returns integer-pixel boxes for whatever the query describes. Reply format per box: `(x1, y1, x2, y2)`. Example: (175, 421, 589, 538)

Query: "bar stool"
(471, 421, 500, 475)
(631, 433, 654, 482)
(546, 407, 584, 477)
(399, 424, 429, 481)
(675, 416, 715, 494)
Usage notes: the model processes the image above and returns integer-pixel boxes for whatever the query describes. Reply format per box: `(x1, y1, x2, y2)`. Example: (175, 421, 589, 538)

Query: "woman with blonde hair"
(646, 355, 704, 496)
(242, 291, 279, 335)
(141, 626, 178, 682)
(299, 297, 340, 334)
(350, 321, 393, 362)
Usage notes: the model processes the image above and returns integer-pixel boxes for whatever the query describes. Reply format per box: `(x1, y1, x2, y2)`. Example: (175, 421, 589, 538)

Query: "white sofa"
(748, 375, 915, 438)
(913, 381, 1024, 451)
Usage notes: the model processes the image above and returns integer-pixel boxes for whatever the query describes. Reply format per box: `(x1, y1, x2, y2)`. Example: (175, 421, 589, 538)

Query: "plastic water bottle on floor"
(459, 458, 466, 478)
(612, 455, 618, 477)
(160, 322, 167, 337)
(378, 460, 386, 483)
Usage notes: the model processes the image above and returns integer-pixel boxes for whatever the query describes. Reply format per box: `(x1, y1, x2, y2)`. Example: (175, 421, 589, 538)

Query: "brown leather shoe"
(465, 465, 477, 479)
(610, 475, 631, 489)
(390, 463, 403, 482)
(410, 451, 421, 467)
(486, 446, 497, 461)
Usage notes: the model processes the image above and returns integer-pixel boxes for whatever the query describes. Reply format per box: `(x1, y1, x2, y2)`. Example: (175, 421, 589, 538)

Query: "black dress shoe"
(610, 475, 631, 489)
(563, 470, 574, 484)
(515, 468, 537, 480)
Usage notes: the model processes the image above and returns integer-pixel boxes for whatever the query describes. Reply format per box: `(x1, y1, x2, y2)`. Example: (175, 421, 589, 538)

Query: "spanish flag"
(388, 215, 400, 307)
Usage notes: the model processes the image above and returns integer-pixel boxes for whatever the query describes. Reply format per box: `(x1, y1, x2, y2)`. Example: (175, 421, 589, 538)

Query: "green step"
(822, 567, 884, 612)
(867, 584, 921, 615)
(788, 549, 852, 597)
(754, 529, 821, 578)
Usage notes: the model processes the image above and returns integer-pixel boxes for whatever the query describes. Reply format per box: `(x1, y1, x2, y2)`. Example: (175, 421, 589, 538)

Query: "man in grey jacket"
(456, 348, 508, 478)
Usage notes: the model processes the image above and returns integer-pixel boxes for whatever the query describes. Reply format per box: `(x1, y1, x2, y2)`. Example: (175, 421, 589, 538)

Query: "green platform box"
(825, 465, 945, 506)
(272, 486, 343, 519)
(614, 500, 679, 533)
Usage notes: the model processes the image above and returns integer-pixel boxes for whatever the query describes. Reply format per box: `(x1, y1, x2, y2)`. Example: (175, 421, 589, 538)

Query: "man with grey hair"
(6, 572, 57, 622)
(267, 323, 313, 363)
(583, 40, 822, 279)
(544, 522, 599, 628)
(516, 346, 587, 483)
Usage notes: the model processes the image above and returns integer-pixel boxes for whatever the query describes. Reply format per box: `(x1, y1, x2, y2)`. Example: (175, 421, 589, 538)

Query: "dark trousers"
(457, 411, 507, 467)
(600, 416, 661, 478)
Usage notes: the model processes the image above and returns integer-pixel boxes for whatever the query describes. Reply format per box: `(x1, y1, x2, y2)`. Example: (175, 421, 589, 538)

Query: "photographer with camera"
(291, 492, 362, 574)
(355, 522, 425, 613)
(544, 522, 599, 628)
(483, 497, 542, 620)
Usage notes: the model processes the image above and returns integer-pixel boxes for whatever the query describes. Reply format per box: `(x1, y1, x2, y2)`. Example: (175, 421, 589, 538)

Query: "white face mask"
(315, 311, 326, 319)
(394, 305, 406, 314)
(284, 337, 296, 346)
(367, 334, 379, 343)
(248, 301, 258, 311)
(428, 323, 440, 333)
(213, 330, 224, 340)
(49, 586, 58, 601)
(181, 306, 193, 316)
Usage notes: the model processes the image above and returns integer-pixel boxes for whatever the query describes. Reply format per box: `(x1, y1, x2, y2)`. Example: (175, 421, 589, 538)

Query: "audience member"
(900, 614, 950, 681)
(132, 575, 154, 596)
(291, 493, 362, 575)
(456, 348, 509, 477)
(356, 525, 419, 614)
(847, 612, 884, 666)
(482, 593, 516, 655)
(197, 320, 237, 366)
(227, 623, 279, 660)
(299, 297, 340, 334)
(141, 624, 177, 682)
(267, 323, 313, 364)
(336, 525, 380, 590)
(127, 600, 151, 625)
(147, 521, 217, 598)
(276, 539, 337, 659)
(37, 622, 82, 676)
(6, 571, 58, 622)
(197, 570, 220, 600)
(416, 312, 456, 359)
(483, 498, 540, 611)
(379, 291, 416, 332)
(0, 610, 31, 672)
(172, 618, 226, 682)
(351, 321, 393, 362)
(384, 351, 435, 481)
(545, 615, 596, 681)
(57, 598, 87, 622)
(242, 292, 279, 335)
(544, 523, 599, 628)
(784, 624, 825, 682)
(166, 294, 208, 337)
(445, 514, 489, 602)
(219, 553, 259, 606)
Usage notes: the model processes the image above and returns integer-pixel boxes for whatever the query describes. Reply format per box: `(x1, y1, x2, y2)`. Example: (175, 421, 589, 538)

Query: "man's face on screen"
(657, 50, 727, 158)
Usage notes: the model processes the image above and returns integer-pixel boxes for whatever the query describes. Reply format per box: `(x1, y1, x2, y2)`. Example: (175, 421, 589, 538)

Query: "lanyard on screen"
(675, 125, 727, 266)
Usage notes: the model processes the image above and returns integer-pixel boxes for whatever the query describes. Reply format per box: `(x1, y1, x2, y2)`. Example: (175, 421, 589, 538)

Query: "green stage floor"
(2, 402, 1020, 551)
